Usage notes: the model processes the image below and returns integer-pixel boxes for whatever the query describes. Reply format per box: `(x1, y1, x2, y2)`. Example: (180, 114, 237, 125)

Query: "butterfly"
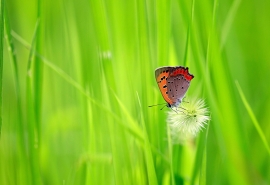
(154, 66, 194, 108)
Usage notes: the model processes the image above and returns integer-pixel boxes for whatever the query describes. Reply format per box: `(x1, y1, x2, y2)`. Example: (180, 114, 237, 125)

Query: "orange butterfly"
(154, 66, 194, 108)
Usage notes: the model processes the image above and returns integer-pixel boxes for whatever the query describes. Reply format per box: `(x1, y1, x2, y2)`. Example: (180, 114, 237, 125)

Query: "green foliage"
(1, 0, 270, 184)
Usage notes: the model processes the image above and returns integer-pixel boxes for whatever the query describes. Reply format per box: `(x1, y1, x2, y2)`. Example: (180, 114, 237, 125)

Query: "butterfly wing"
(155, 67, 174, 105)
(166, 67, 194, 106)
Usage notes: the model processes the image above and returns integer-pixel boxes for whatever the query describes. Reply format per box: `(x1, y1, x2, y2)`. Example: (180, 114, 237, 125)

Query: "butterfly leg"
(160, 105, 167, 110)
(179, 106, 187, 111)
(182, 97, 189, 103)
(171, 107, 179, 114)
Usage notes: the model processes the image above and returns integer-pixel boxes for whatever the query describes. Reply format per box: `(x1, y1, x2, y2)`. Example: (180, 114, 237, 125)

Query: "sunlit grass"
(0, 0, 4, 137)
(1, 0, 270, 184)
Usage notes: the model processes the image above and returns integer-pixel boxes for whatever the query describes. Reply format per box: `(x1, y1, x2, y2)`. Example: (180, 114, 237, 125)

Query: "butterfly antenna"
(148, 103, 167, 107)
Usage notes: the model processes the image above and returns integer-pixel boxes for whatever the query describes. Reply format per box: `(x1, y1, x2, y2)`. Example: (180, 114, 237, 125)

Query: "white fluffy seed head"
(167, 98, 210, 144)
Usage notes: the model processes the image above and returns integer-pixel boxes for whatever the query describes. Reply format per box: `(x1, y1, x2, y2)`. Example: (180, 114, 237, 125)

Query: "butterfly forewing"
(155, 67, 174, 105)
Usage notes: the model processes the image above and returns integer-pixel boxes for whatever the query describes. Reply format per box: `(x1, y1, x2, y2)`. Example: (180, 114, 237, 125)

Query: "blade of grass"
(4, 0, 24, 144)
(103, 76, 127, 185)
(0, 0, 4, 137)
(166, 123, 175, 185)
(112, 90, 145, 141)
(199, 123, 210, 185)
(4, 5, 31, 184)
(190, 123, 209, 185)
(220, 0, 242, 50)
(136, 92, 158, 185)
(157, 0, 171, 66)
(235, 81, 270, 155)
(25, 19, 41, 185)
(183, 0, 195, 67)
(33, 0, 43, 142)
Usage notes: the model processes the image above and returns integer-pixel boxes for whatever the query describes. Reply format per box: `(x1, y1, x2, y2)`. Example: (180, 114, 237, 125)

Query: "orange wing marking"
(156, 71, 174, 105)
(170, 67, 194, 81)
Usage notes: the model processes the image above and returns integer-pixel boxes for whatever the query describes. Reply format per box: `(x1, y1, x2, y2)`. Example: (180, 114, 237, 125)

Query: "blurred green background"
(1, 0, 270, 184)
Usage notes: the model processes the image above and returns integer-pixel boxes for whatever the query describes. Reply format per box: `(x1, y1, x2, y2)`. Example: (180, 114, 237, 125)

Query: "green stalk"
(0, 0, 4, 137)
(26, 20, 41, 185)
(235, 81, 270, 155)
(166, 125, 175, 185)
(183, 0, 195, 66)
(4, 2, 25, 151)
(33, 0, 43, 145)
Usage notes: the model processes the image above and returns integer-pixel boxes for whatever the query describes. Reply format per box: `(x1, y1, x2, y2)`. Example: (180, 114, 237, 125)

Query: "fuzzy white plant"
(167, 98, 210, 143)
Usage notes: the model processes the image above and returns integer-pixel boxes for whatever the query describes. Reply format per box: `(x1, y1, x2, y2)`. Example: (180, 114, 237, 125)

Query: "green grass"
(1, 0, 270, 184)
(0, 0, 3, 137)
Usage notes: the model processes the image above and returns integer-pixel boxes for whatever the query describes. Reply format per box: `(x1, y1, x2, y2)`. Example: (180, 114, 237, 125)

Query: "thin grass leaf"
(166, 124, 175, 185)
(220, 0, 242, 49)
(0, 0, 4, 137)
(4, 5, 31, 183)
(33, 0, 43, 141)
(136, 92, 158, 185)
(183, 0, 195, 66)
(191, 123, 209, 185)
(113, 91, 144, 142)
(25, 19, 42, 185)
(157, 0, 171, 66)
(235, 81, 270, 155)
(4, 2, 24, 137)
(199, 123, 209, 185)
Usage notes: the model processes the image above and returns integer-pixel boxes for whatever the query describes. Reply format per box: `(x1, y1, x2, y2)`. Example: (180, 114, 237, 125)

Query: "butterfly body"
(155, 66, 194, 108)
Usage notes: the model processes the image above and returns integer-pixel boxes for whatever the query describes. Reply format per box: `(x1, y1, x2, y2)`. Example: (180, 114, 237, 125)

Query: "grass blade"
(25, 19, 42, 185)
(235, 81, 270, 155)
(4, 3, 33, 184)
(136, 92, 158, 185)
(0, 0, 4, 137)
